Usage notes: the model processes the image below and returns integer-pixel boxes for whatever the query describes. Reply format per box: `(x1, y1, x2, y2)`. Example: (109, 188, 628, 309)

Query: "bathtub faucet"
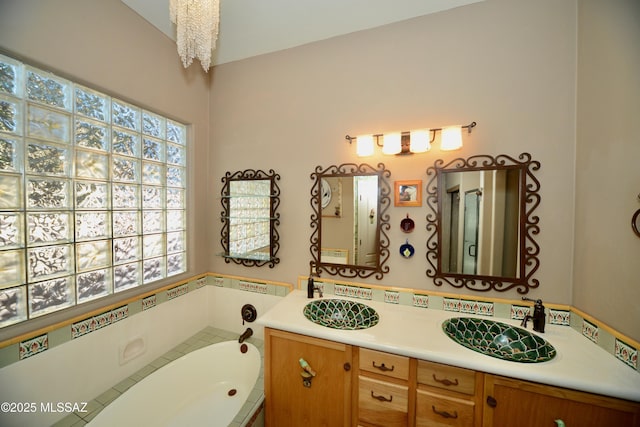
(238, 327, 253, 343)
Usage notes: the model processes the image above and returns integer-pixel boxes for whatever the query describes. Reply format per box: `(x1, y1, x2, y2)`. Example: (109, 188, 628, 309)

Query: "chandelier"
(169, 0, 220, 72)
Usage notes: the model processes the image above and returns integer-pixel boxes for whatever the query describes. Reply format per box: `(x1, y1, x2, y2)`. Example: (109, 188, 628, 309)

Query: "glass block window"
(0, 53, 187, 328)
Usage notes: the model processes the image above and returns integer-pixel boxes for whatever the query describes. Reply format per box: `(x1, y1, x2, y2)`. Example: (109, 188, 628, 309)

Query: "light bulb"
(440, 126, 463, 151)
(356, 135, 374, 157)
(410, 129, 431, 153)
(382, 133, 401, 155)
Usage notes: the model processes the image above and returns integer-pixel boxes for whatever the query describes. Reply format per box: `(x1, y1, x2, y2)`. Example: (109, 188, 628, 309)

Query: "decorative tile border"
(210, 275, 292, 297)
(334, 284, 373, 300)
(195, 276, 207, 289)
(384, 290, 400, 304)
(167, 283, 189, 300)
(413, 294, 429, 308)
(239, 281, 268, 294)
(443, 298, 461, 312)
(615, 339, 638, 370)
(111, 305, 128, 322)
(549, 309, 571, 326)
(142, 294, 156, 311)
(444, 298, 494, 316)
(582, 319, 599, 344)
(511, 305, 530, 320)
(19, 333, 48, 360)
(72, 305, 129, 339)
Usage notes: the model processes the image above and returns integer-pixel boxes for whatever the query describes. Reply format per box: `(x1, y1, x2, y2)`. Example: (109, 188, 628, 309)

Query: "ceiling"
(121, 0, 483, 66)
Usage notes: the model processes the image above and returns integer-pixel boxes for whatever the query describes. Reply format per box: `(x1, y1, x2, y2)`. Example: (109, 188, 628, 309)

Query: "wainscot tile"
(412, 294, 429, 308)
(549, 309, 571, 326)
(511, 305, 530, 320)
(142, 294, 156, 311)
(615, 339, 638, 370)
(582, 319, 599, 344)
(19, 333, 48, 360)
(384, 290, 400, 304)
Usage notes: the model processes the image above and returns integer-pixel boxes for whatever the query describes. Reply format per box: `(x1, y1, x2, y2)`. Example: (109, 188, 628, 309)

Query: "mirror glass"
(221, 169, 280, 267)
(440, 169, 521, 277)
(311, 163, 390, 279)
(426, 153, 541, 293)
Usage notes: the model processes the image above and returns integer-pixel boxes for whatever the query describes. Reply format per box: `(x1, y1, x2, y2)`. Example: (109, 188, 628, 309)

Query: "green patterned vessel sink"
(442, 317, 556, 363)
(303, 299, 379, 330)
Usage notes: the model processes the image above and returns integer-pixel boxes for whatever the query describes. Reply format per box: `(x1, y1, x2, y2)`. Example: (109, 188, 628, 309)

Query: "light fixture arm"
(346, 121, 476, 144)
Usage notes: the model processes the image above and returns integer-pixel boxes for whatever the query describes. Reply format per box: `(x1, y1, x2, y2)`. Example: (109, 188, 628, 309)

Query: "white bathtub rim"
(88, 340, 260, 427)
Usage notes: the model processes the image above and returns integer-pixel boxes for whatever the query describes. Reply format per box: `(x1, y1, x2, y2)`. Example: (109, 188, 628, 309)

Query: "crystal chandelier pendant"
(169, 0, 220, 72)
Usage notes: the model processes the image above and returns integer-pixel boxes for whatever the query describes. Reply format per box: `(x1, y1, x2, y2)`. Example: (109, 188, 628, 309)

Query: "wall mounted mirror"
(220, 169, 280, 267)
(426, 153, 541, 293)
(310, 163, 391, 279)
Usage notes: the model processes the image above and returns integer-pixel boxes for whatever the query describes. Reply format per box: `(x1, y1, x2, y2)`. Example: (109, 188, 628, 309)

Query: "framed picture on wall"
(394, 180, 422, 207)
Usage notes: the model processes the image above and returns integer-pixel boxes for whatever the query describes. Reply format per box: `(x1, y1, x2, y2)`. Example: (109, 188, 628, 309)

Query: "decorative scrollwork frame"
(426, 153, 541, 293)
(221, 169, 281, 268)
(310, 163, 391, 280)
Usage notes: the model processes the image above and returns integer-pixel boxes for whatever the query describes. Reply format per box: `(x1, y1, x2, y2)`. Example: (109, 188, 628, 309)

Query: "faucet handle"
(522, 297, 543, 306)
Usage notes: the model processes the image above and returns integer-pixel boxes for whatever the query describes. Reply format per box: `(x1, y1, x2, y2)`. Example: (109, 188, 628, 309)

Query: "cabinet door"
(264, 328, 352, 427)
(483, 375, 640, 427)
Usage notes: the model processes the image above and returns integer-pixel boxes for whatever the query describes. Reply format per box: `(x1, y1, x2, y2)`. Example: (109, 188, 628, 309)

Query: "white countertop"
(257, 290, 640, 402)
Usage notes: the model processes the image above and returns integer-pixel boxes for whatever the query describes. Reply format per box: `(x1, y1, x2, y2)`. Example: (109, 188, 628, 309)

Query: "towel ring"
(633, 209, 640, 238)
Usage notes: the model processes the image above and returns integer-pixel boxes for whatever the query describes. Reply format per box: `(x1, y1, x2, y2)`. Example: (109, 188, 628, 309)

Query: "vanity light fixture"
(345, 121, 476, 157)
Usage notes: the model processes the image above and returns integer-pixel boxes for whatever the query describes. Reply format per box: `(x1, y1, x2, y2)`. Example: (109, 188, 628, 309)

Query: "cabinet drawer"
(416, 389, 476, 427)
(360, 348, 410, 380)
(358, 376, 409, 427)
(417, 360, 476, 395)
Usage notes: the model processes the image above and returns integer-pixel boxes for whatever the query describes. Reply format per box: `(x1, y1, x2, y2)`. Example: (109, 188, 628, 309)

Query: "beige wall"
(0, 0, 211, 338)
(209, 0, 577, 304)
(574, 0, 640, 341)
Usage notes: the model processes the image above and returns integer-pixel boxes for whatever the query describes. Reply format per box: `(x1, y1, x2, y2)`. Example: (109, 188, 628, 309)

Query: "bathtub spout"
(239, 328, 253, 343)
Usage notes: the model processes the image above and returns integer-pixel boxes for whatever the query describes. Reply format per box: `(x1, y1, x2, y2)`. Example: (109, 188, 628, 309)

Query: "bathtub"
(88, 340, 261, 427)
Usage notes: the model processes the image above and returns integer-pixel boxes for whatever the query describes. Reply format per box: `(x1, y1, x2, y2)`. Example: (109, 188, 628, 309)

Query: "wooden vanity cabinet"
(264, 329, 640, 427)
(415, 360, 483, 427)
(483, 374, 640, 427)
(264, 328, 353, 427)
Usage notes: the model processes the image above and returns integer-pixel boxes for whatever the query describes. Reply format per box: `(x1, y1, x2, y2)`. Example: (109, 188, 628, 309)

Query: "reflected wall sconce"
(346, 121, 476, 157)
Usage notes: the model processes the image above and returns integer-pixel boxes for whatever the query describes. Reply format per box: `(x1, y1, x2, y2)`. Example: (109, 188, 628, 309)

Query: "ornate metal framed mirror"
(220, 169, 280, 267)
(310, 163, 391, 279)
(426, 153, 541, 293)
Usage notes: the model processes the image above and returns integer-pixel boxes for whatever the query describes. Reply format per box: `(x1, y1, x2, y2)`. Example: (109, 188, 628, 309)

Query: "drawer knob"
(371, 391, 393, 402)
(432, 373, 459, 387)
(372, 361, 395, 372)
(432, 406, 458, 419)
(486, 395, 497, 408)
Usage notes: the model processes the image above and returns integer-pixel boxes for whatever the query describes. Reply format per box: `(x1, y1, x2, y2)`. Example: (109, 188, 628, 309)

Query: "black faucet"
(521, 297, 546, 333)
(307, 275, 322, 298)
(238, 327, 253, 343)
